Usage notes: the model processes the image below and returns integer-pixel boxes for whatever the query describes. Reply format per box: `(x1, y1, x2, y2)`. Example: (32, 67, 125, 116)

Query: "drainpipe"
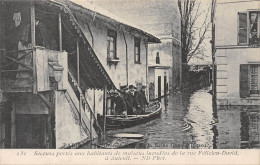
(145, 40, 149, 101)
(122, 30, 128, 86)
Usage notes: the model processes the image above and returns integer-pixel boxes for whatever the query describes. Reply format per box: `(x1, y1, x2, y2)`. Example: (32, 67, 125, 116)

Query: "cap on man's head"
(141, 85, 147, 89)
(129, 85, 134, 89)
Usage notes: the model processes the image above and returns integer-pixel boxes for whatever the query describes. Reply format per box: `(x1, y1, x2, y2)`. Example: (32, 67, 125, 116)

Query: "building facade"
(91, 0, 182, 93)
(0, 0, 159, 149)
(215, 0, 260, 105)
(148, 65, 170, 100)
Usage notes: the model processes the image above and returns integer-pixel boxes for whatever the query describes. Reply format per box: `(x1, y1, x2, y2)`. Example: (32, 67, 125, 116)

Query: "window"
(240, 64, 260, 98)
(156, 52, 160, 64)
(250, 64, 260, 94)
(134, 37, 141, 63)
(249, 12, 260, 45)
(107, 29, 117, 60)
(238, 11, 260, 46)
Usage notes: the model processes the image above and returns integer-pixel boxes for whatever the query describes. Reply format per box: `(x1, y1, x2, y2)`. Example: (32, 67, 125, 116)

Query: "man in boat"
(111, 90, 127, 115)
(124, 85, 136, 115)
(135, 85, 149, 114)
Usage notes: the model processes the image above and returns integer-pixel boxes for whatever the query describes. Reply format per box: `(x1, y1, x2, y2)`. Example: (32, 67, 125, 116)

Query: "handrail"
(68, 70, 103, 132)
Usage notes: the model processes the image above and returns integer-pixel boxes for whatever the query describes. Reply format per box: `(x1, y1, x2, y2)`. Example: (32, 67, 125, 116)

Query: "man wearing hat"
(135, 85, 149, 114)
(111, 90, 127, 115)
(124, 85, 136, 115)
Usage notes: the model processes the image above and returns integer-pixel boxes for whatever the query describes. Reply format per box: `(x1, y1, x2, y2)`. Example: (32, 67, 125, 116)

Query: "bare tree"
(178, 0, 211, 63)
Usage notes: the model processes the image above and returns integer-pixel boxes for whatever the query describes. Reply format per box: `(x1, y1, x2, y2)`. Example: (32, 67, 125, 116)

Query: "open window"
(238, 11, 260, 46)
(107, 29, 117, 60)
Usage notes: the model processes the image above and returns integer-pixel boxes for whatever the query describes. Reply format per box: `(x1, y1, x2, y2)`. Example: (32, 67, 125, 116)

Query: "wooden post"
(76, 40, 82, 125)
(30, 2, 35, 47)
(31, 2, 37, 94)
(11, 101, 16, 148)
(51, 92, 56, 148)
(76, 40, 80, 85)
(46, 93, 53, 149)
(58, 13, 62, 51)
(0, 2, 4, 88)
(93, 90, 95, 116)
(90, 108, 92, 141)
(79, 94, 82, 125)
(103, 85, 107, 132)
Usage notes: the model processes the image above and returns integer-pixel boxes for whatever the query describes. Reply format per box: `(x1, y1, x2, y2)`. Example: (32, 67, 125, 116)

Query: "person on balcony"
(35, 18, 58, 50)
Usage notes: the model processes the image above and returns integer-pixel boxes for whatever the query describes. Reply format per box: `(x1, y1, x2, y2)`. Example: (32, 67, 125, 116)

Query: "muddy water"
(106, 86, 260, 149)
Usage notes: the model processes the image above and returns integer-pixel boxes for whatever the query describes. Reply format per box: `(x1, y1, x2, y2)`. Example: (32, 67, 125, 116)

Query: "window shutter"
(238, 12, 248, 44)
(240, 64, 250, 98)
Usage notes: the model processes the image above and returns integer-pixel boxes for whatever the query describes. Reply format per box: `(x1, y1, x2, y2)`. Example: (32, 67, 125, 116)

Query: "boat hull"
(106, 102, 162, 130)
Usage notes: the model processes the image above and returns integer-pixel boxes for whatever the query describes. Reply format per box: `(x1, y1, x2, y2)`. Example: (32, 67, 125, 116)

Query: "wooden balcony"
(1, 47, 68, 93)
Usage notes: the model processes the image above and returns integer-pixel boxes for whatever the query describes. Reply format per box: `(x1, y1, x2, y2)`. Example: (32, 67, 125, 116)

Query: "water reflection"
(216, 106, 260, 149)
(104, 86, 260, 149)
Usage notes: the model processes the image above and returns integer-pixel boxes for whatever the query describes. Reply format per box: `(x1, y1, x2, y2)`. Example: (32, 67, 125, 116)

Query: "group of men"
(111, 85, 149, 115)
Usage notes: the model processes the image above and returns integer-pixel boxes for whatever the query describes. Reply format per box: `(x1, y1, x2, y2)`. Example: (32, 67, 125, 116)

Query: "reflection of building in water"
(240, 107, 260, 148)
(248, 110, 260, 148)
(216, 106, 260, 149)
(216, 106, 241, 149)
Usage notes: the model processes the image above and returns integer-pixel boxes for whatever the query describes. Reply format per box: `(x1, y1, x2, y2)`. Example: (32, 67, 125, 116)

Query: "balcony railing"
(1, 47, 67, 93)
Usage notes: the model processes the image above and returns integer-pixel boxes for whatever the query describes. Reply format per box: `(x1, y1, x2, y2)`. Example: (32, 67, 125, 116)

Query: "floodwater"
(106, 86, 260, 149)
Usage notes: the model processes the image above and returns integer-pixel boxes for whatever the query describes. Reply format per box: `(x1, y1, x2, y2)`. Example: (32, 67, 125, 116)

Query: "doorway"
(164, 75, 167, 96)
(16, 114, 48, 148)
(158, 76, 161, 98)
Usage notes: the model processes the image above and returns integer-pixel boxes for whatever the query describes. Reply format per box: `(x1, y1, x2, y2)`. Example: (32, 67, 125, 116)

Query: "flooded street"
(106, 86, 260, 149)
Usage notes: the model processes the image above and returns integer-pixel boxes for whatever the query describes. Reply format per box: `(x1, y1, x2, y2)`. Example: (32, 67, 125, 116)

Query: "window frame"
(240, 64, 260, 98)
(134, 37, 141, 64)
(249, 64, 260, 95)
(237, 10, 260, 46)
(107, 29, 117, 60)
(156, 52, 160, 64)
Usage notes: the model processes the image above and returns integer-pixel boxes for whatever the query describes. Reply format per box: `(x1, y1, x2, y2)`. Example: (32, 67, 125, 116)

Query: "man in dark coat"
(135, 85, 149, 114)
(111, 90, 127, 115)
(124, 85, 136, 115)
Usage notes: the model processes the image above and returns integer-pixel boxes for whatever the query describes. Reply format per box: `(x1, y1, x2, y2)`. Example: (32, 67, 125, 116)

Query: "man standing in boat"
(125, 85, 136, 115)
(111, 90, 127, 115)
(135, 85, 149, 114)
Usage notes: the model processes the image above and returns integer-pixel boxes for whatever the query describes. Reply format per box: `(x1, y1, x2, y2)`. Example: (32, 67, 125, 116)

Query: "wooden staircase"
(63, 69, 102, 140)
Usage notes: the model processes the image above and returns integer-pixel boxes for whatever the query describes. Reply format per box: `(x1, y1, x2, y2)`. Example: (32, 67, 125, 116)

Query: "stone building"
(214, 0, 260, 105)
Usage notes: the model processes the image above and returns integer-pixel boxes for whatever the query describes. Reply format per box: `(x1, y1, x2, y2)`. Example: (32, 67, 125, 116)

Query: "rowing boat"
(106, 102, 162, 129)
